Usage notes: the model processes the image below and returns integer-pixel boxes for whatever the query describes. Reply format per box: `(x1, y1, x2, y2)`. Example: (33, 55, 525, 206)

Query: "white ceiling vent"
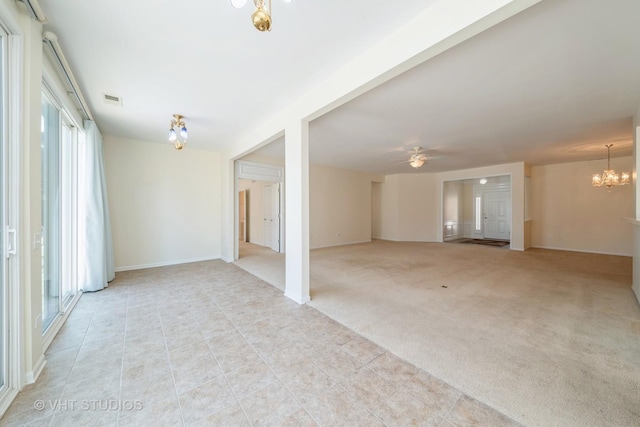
(102, 93, 123, 106)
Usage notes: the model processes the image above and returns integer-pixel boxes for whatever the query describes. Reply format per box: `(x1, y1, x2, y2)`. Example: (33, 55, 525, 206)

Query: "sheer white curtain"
(81, 120, 115, 292)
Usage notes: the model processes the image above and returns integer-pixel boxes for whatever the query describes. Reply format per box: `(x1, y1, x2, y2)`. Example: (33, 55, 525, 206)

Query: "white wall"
(104, 136, 221, 270)
(375, 173, 440, 242)
(531, 157, 633, 256)
(310, 164, 381, 248)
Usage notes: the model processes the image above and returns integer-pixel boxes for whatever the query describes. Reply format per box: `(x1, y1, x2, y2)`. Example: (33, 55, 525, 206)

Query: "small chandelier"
(231, 0, 291, 32)
(592, 144, 629, 189)
(168, 114, 188, 150)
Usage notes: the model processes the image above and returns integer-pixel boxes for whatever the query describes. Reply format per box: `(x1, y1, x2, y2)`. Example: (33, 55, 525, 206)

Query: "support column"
(284, 120, 310, 304)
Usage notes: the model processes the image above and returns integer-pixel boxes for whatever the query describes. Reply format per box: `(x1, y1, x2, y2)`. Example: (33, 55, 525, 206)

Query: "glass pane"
(0, 35, 4, 390)
(41, 93, 60, 332)
(60, 121, 74, 306)
(475, 196, 482, 231)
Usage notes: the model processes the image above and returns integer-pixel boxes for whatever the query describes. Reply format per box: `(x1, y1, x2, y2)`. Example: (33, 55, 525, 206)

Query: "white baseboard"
(0, 388, 19, 419)
(530, 245, 632, 257)
(310, 239, 371, 250)
(284, 291, 311, 305)
(115, 255, 221, 272)
(25, 355, 46, 384)
(221, 256, 234, 263)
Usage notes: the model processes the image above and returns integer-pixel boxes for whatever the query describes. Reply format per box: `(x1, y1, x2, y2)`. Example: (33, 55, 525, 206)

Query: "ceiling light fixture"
(168, 114, 188, 150)
(592, 144, 629, 189)
(231, 0, 291, 32)
(409, 147, 427, 169)
(479, 178, 488, 185)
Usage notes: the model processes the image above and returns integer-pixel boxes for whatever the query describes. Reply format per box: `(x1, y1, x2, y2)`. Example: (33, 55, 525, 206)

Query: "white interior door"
(483, 191, 511, 240)
(263, 183, 280, 252)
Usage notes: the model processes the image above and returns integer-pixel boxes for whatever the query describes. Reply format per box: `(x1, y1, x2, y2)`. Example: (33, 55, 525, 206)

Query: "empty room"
(1, 0, 639, 426)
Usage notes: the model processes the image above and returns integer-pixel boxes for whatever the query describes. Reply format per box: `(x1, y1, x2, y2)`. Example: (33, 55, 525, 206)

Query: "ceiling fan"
(408, 147, 428, 168)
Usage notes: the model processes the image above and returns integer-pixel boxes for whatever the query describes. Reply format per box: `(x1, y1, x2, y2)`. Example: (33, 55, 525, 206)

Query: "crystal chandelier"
(592, 144, 629, 189)
(168, 114, 188, 150)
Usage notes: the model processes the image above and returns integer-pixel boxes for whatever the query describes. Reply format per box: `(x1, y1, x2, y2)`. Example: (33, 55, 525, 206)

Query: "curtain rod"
(42, 31, 94, 122)
(17, 0, 47, 23)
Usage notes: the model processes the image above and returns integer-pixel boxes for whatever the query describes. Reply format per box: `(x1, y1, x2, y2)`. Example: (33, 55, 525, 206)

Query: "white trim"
(220, 256, 234, 263)
(0, 388, 17, 418)
(530, 245, 632, 258)
(284, 292, 310, 305)
(24, 355, 45, 385)
(237, 160, 283, 183)
(114, 256, 220, 272)
(0, 2, 22, 34)
(7, 32, 23, 391)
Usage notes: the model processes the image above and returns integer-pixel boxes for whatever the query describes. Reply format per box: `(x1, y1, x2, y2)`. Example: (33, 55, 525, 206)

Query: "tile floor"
(1, 260, 520, 426)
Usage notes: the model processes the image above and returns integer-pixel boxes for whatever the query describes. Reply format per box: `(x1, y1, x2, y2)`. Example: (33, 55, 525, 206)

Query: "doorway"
(443, 176, 511, 243)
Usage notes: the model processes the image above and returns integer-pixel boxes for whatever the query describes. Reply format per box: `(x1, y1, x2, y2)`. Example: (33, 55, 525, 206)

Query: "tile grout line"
(215, 295, 321, 426)
(115, 290, 129, 426)
(46, 294, 96, 427)
(157, 296, 188, 427)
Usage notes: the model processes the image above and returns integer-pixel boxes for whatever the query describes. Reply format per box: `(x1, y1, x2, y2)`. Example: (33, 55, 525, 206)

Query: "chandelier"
(168, 114, 188, 150)
(592, 144, 629, 189)
(231, 0, 292, 32)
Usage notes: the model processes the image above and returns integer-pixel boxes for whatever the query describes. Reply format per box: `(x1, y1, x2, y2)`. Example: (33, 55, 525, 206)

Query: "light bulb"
(168, 129, 177, 142)
(180, 127, 188, 139)
(231, 0, 247, 8)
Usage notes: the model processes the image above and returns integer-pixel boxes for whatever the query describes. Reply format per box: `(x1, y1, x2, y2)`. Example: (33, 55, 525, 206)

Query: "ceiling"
(38, 0, 639, 175)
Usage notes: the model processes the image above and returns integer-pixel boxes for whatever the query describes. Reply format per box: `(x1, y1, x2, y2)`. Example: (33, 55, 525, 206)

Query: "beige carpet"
(236, 240, 640, 426)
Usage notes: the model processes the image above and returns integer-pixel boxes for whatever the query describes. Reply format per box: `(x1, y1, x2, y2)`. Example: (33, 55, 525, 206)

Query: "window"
(475, 196, 482, 232)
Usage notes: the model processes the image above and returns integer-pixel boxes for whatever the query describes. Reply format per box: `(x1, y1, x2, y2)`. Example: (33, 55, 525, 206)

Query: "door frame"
(0, 29, 24, 416)
(235, 160, 284, 260)
(440, 175, 512, 243)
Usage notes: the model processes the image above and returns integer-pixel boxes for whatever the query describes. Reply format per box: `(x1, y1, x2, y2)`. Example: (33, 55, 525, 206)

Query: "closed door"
(483, 191, 510, 240)
(263, 183, 280, 252)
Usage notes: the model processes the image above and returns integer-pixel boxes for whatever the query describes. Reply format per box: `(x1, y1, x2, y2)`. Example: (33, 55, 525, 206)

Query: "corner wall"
(374, 173, 440, 242)
(310, 164, 382, 248)
(531, 157, 633, 256)
(104, 136, 221, 270)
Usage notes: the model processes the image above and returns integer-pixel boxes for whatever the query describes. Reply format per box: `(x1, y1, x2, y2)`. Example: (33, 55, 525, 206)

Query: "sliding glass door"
(41, 92, 60, 331)
(41, 90, 78, 334)
(0, 27, 5, 395)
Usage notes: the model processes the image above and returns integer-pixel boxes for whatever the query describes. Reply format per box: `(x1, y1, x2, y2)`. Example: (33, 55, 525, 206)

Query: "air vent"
(102, 93, 123, 106)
